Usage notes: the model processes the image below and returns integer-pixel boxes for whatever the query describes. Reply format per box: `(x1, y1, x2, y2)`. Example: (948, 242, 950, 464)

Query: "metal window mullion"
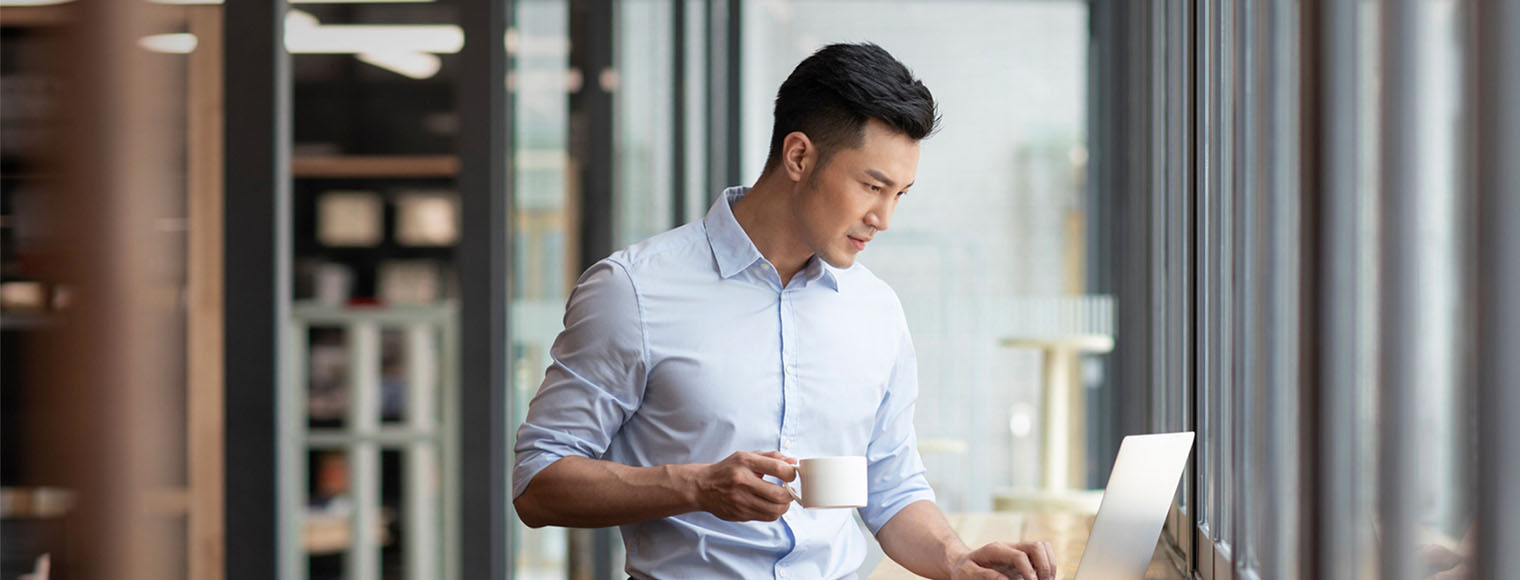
(705, 0, 728, 196)
(1197, 0, 1217, 554)
(1267, 0, 1302, 576)
(683, 0, 709, 219)
(456, 0, 509, 574)
(1208, 0, 1230, 552)
(1197, 0, 1211, 545)
(1376, 0, 1420, 578)
(1316, 0, 1362, 578)
(1472, 0, 1520, 578)
(1238, 0, 1268, 570)
(1166, 0, 1180, 439)
(405, 324, 439, 580)
(724, 0, 742, 187)
(348, 322, 382, 580)
(1218, 0, 1237, 559)
(670, 0, 687, 227)
(1177, 0, 1198, 562)
(1210, 0, 1227, 549)
(440, 312, 461, 580)
(285, 323, 310, 580)
(1171, 0, 1188, 441)
(224, 0, 290, 576)
(1165, 0, 1177, 439)
(1131, 0, 1153, 439)
(1152, 0, 1168, 434)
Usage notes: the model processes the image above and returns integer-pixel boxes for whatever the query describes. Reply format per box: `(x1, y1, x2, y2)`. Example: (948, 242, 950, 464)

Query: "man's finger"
(728, 467, 795, 506)
(978, 543, 1036, 580)
(744, 452, 799, 482)
(754, 450, 798, 464)
(1016, 541, 1054, 580)
(1007, 550, 1037, 580)
(735, 491, 789, 521)
(746, 477, 796, 505)
(1039, 541, 1056, 580)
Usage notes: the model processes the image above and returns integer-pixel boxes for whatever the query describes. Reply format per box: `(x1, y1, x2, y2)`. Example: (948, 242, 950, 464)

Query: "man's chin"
(819, 252, 856, 269)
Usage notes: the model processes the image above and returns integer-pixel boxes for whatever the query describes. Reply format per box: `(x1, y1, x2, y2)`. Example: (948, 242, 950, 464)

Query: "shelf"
(292, 155, 458, 179)
(306, 428, 440, 447)
(0, 312, 55, 330)
(0, 5, 73, 28)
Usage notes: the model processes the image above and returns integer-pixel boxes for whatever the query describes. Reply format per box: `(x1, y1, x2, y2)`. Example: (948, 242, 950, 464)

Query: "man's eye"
(867, 184, 882, 193)
(897, 190, 909, 198)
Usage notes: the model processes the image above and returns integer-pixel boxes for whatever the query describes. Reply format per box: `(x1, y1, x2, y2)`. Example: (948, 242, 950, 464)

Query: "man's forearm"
(875, 500, 971, 579)
(514, 456, 699, 528)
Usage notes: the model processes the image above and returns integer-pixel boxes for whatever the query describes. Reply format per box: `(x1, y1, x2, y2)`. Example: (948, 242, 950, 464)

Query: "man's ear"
(781, 131, 814, 182)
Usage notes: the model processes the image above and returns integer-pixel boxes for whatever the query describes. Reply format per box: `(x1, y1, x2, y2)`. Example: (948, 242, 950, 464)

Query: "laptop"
(1072, 431, 1195, 580)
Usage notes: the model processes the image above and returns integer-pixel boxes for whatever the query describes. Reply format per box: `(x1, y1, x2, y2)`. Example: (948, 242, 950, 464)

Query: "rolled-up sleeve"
(858, 324, 936, 534)
(512, 259, 649, 499)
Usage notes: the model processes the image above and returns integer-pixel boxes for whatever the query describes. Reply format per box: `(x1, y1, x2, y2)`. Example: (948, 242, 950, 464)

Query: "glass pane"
(308, 326, 350, 431)
(681, 0, 709, 224)
(510, 0, 573, 577)
(1351, 1, 1382, 576)
(743, 0, 1091, 540)
(742, 2, 1091, 574)
(307, 448, 351, 580)
(380, 328, 408, 425)
(616, 0, 676, 247)
(1405, 1, 1474, 577)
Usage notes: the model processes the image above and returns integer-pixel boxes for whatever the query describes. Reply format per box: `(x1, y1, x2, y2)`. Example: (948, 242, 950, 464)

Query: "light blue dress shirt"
(513, 187, 935, 579)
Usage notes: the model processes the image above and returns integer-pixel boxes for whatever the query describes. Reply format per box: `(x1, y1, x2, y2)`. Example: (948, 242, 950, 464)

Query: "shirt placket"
(776, 277, 801, 579)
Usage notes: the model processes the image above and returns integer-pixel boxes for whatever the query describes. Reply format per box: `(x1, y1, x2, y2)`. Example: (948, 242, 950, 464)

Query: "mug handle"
(786, 463, 805, 504)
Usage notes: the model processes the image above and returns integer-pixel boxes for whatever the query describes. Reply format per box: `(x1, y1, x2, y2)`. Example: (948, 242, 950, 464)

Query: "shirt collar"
(704, 186, 842, 292)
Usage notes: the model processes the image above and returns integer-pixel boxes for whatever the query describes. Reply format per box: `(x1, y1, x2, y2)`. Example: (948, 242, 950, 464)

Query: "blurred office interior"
(0, 0, 1515, 579)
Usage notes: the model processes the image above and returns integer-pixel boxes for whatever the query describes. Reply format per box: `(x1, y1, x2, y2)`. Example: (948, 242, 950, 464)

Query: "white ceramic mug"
(789, 456, 867, 509)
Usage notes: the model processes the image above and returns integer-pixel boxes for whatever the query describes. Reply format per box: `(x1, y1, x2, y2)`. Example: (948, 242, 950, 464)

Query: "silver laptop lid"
(1074, 431, 1194, 580)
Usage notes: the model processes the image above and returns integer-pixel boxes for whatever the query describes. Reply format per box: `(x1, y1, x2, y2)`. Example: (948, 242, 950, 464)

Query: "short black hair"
(764, 43, 940, 172)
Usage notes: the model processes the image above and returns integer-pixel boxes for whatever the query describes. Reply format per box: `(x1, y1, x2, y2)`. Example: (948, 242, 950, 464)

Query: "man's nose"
(867, 201, 893, 232)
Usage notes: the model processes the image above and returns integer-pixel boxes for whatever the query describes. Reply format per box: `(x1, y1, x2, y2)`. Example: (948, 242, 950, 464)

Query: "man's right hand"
(691, 451, 798, 522)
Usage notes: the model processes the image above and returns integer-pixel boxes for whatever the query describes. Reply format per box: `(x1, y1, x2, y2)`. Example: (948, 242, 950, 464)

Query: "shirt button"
(778, 571, 787, 579)
(762, 263, 772, 270)
(785, 365, 795, 375)
(782, 438, 793, 449)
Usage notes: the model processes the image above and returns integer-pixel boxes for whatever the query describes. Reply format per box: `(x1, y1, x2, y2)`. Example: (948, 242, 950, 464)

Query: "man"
(512, 43, 1056, 580)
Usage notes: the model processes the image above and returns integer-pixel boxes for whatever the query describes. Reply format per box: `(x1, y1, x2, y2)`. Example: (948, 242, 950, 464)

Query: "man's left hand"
(950, 541, 1056, 580)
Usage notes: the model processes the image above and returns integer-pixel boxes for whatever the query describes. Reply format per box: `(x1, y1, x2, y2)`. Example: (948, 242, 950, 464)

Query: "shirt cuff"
(511, 449, 566, 500)
(861, 480, 938, 534)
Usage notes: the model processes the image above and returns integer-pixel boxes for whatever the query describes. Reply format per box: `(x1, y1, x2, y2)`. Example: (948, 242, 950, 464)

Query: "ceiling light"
(132, 8, 458, 79)
(287, 24, 462, 54)
(356, 51, 441, 80)
(287, 8, 320, 30)
(284, 9, 461, 55)
(139, 32, 197, 54)
(148, 0, 434, 5)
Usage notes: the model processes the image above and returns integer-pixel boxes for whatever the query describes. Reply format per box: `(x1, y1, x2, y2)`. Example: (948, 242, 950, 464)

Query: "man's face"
(794, 118, 920, 269)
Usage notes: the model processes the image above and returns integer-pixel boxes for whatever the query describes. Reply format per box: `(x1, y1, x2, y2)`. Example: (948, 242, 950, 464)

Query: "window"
(1113, 1, 1492, 579)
